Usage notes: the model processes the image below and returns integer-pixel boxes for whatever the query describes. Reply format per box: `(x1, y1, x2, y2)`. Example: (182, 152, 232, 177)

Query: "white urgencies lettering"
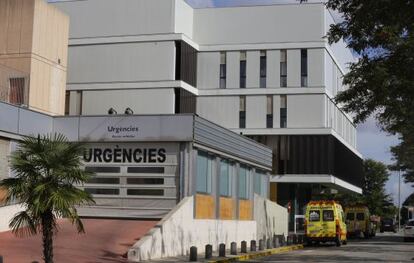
(107, 126, 139, 134)
(83, 148, 167, 163)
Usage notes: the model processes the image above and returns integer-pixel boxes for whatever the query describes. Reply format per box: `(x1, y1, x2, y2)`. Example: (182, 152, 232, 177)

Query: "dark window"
(127, 167, 165, 174)
(220, 52, 226, 89)
(240, 60, 246, 88)
(65, 91, 70, 115)
(127, 178, 164, 185)
(240, 96, 246, 128)
(301, 49, 308, 87)
(309, 210, 320, 222)
(87, 177, 120, 184)
(356, 213, 365, 221)
(127, 189, 164, 196)
(85, 167, 120, 173)
(85, 188, 119, 195)
(346, 213, 355, 221)
(174, 88, 196, 114)
(280, 108, 287, 128)
(267, 95, 273, 128)
(280, 50, 287, 87)
(9, 78, 25, 105)
(260, 51, 266, 88)
(323, 210, 334, 221)
(175, 41, 197, 87)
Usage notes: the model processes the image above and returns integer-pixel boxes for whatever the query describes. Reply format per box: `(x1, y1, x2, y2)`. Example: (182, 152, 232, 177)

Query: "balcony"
(0, 64, 29, 107)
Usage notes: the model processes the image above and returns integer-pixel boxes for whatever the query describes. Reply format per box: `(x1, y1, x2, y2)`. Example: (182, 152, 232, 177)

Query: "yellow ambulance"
(305, 200, 347, 246)
(345, 206, 373, 238)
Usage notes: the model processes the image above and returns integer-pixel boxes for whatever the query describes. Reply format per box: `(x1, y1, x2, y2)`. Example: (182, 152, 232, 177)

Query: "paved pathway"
(0, 218, 157, 263)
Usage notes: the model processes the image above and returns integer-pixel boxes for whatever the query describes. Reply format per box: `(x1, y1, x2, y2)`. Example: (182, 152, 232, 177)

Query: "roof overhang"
(270, 174, 362, 194)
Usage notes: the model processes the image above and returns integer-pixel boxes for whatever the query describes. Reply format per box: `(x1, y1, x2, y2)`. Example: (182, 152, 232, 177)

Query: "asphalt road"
(240, 233, 414, 263)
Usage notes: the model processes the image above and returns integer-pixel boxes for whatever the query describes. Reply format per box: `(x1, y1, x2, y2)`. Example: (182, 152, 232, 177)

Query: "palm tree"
(0, 134, 95, 263)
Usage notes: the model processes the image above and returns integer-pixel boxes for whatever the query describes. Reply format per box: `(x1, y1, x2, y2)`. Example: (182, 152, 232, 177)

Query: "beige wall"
(0, 139, 10, 181)
(0, 0, 69, 115)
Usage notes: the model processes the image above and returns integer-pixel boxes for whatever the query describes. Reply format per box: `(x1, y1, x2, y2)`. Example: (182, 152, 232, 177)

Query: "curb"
(207, 244, 304, 263)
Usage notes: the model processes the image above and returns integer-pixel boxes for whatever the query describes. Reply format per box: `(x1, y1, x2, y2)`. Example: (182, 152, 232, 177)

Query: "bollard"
(266, 238, 272, 249)
(189, 246, 198, 262)
(274, 235, 280, 248)
(219, 243, 226, 257)
(250, 240, 257, 252)
(205, 244, 213, 259)
(241, 241, 247, 253)
(231, 242, 237, 255)
(258, 239, 265, 251)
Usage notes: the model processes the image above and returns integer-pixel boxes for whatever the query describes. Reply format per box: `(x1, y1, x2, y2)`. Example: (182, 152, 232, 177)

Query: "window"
(127, 189, 164, 196)
(238, 165, 250, 199)
(240, 52, 246, 88)
(127, 178, 164, 185)
(239, 96, 246, 128)
(219, 159, 232, 197)
(266, 96, 273, 128)
(127, 167, 165, 173)
(65, 91, 70, 115)
(85, 167, 121, 173)
(196, 151, 214, 194)
(280, 50, 287, 87)
(323, 210, 335, 221)
(280, 95, 287, 128)
(356, 213, 365, 221)
(253, 172, 261, 195)
(85, 188, 119, 195)
(260, 51, 266, 88)
(346, 213, 355, 221)
(301, 49, 308, 87)
(309, 210, 320, 222)
(9, 78, 25, 105)
(220, 52, 226, 89)
(87, 177, 120, 184)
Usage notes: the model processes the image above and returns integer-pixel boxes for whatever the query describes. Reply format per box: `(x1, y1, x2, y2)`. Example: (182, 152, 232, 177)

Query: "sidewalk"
(149, 245, 304, 263)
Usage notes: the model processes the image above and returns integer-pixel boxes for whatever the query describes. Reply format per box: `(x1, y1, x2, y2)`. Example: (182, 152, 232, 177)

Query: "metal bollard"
(189, 246, 197, 262)
(258, 239, 265, 251)
(267, 238, 272, 249)
(205, 244, 213, 259)
(241, 241, 247, 253)
(219, 243, 226, 257)
(250, 240, 257, 252)
(231, 242, 237, 255)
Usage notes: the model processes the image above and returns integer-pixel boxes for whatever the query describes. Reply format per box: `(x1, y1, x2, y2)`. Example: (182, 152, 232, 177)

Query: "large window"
(240, 52, 246, 88)
(267, 96, 273, 128)
(238, 165, 250, 199)
(280, 95, 287, 128)
(196, 151, 214, 194)
(220, 52, 227, 89)
(323, 210, 335, 221)
(280, 50, 287, 87)
(219, 159, 233, 197)
(301, 49, 308, 87)
(253, 172, 261, 195)
(260, 51, 267, 88)
(9, 78, 25, 105)
(239, 96, 246, 128)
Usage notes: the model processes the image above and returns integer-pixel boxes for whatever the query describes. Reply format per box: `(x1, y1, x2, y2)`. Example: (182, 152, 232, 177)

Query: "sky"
(185, 0, 413, 205)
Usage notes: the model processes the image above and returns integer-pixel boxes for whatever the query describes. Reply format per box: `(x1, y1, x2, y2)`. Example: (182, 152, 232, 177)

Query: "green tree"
(0, 134, 94, 263)
(323, 0, 414, 183)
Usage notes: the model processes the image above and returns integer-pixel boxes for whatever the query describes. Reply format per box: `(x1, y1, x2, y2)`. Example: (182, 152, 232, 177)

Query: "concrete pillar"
(189, 246, 197, 262)
(241, 241, 247, 253)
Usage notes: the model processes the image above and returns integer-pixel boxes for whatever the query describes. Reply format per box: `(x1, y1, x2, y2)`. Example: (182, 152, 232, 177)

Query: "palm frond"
(9, 211, 38, 238)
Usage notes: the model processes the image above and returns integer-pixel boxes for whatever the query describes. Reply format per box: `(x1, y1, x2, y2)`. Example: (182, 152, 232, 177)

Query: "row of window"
(87, 177, 164, 185)
(239, 95, 287, 129)
(196, 151, 268, 199)
(84, 166, 165, 174)
(84, 188, 164, 196)
(219, 49, 308, 89)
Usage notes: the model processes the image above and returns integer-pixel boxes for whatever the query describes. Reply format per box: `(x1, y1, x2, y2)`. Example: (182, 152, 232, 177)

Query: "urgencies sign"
(107, 125, 139, 139)
(84, 147, 166, 163)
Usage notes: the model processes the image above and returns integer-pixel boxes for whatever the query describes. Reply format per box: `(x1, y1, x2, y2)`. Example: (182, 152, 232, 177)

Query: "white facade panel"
(246, 96, 266, 129)
(227, 52, 240, 89)
(246, 51, 260, 88)
(52, 0, 175, 39)
(287, 94, 325, 128)
(308, 48, 325, 87)
(267, 50, 280, 88)
(67, 42, 175, 84)
(81, 89, 175, 116)
(287, 49, 301, 87)
(196, 96, 239, 128)
(174, 0, 194, 38)
(325, 51, 334, 96)
(197, 52, 220, 89)
(193, 4, 325, 45)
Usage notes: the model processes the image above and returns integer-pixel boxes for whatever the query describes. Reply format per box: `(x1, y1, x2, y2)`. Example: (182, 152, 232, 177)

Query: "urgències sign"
(84, 147, 167, 163)
(106, 125, 139, 139)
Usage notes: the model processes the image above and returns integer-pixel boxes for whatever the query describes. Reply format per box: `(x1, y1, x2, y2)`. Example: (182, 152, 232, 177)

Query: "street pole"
(398, 169, 401, 232)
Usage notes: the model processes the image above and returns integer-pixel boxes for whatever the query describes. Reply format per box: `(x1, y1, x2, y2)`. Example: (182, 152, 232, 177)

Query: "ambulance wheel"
(335, 235, 342, 247)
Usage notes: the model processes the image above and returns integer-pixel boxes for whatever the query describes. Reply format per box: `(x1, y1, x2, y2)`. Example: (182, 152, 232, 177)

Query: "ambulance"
(345, 206, 374, 238)
(304, 200, 347, 246)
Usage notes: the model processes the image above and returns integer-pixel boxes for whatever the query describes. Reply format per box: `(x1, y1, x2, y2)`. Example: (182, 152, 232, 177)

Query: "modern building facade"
(52, 0, 363, 223)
